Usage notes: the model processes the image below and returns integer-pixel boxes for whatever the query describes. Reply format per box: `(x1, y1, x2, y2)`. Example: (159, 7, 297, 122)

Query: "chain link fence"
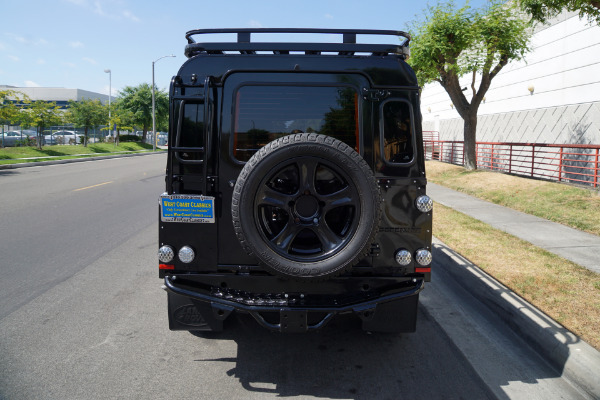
(1, 124, 137, 147)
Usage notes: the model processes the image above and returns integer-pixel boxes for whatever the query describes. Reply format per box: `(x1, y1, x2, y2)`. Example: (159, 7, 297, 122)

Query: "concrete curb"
(0, 151, 165, 170)
(432, 236, 600, 399)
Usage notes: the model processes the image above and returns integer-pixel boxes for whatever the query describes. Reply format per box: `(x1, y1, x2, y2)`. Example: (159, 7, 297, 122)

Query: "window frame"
(379, 98, 417, 166)
(173, 99, 207, 165)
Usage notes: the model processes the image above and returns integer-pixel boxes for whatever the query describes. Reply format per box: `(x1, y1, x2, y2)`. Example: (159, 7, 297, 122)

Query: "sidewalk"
(427, 183, 600, 274)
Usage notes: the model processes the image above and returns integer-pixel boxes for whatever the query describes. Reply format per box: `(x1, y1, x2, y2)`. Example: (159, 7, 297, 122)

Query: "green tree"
(1, 90, 20, 123)
(409, 1, 532, 169)
(23, 100, 63, 149)
(518, 0, 600, 24)
(1, 90, 30, 147)
(119, 83, 168, 143)
(1, 90, 18, 147)
(105, 98, 135, 143)
(66, 98, 107, 147)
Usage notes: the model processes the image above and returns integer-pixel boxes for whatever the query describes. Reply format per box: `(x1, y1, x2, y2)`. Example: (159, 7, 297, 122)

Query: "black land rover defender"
(159, 29, 433, 333)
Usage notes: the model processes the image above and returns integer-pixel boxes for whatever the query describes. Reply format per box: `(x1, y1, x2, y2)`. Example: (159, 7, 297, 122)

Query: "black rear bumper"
(164, 274, 424, 332)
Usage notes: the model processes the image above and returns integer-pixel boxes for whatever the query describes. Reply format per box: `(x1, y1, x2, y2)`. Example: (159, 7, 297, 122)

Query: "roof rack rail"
(184, 28, 410, 59)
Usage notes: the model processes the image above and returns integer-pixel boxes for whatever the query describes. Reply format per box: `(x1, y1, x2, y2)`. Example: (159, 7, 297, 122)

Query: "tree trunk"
(37, 126, 43, 150)
(463, 111, 478, 170)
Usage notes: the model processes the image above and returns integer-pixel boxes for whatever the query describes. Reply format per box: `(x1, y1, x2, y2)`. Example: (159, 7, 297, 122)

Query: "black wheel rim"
(254, 156, 361, 262)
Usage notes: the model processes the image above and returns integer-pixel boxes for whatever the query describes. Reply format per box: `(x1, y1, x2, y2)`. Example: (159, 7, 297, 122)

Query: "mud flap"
(167, 291, 232, 332)
(358, 293, 419, 333)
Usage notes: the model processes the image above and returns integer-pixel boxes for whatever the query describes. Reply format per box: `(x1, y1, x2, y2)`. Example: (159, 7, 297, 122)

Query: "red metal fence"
(423, 139, 600, 188)
(422, 131, 439, 142)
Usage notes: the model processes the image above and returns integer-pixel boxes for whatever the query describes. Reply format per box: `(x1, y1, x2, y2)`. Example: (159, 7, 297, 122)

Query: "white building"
(0, 85, 109, 109)
(420, 11, 600, 146)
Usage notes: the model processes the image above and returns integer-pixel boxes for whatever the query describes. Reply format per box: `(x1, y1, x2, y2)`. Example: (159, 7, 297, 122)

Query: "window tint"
(382, 101, 413, 163)
(178, 102, 205, 160)
(234, 86, 358, 161)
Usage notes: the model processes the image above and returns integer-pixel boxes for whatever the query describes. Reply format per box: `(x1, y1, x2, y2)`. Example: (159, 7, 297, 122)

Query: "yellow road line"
(73, 181, 114, 192)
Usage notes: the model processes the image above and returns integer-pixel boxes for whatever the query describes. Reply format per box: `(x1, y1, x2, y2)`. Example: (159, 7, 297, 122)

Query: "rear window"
(233, 85, 359, 161)
(381, 100, 414, 164)
(177, 102, 205, 161)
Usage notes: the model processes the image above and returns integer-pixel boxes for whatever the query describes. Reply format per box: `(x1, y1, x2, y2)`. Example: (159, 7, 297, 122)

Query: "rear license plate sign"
(160, 194, 215, 223)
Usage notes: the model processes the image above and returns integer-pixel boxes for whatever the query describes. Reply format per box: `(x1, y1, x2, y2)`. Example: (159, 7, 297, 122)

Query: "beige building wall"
(420, 11, 600, 146)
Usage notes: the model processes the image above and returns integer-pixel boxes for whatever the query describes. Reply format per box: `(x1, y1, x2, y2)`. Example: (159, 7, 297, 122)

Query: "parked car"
(1, 130, 42, 147)
(157, 132, 168, 146)
(44, 130, 83, 145)
(159, 28, 432, 334)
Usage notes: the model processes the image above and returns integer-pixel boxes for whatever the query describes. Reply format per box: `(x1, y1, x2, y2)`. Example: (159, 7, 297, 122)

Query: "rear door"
(161, 78, 219, 271)
(217, 72, 372, 266)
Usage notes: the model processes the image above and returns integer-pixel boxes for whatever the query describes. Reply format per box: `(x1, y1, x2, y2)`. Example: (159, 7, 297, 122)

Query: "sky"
(1, 0, 489, 97)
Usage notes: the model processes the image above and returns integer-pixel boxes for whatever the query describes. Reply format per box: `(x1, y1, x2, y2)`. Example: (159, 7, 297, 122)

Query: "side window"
(381, 100, 414, 164)
(233, 85, 359, 162)
(177, 102, 205, 160)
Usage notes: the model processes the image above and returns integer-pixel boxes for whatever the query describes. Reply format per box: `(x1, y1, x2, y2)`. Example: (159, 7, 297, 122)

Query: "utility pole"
(104, 69, 112, 146)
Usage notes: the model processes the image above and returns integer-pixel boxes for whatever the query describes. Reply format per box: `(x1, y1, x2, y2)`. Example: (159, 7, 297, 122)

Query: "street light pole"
(152, 54, 175, 151)
(104, 69, 112, 145)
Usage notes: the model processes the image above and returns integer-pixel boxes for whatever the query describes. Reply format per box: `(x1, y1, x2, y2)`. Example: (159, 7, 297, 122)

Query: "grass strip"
(434, 202, 600, 350)
(0, 143, 160, 165)
(426, 161, 600, 236)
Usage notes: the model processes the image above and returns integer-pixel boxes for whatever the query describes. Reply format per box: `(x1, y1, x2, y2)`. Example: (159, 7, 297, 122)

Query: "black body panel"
(159, 29, 432, 333)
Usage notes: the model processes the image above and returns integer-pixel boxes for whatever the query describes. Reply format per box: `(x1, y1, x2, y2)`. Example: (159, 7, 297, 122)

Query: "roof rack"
(184, 28, 410, 58)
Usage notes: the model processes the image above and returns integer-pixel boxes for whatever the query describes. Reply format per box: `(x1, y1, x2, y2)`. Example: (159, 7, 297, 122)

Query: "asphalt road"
(0, 155, 590, 399)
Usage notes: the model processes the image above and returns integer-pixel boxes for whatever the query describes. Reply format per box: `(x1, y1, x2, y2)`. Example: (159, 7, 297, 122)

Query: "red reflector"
(415, 267, 431, 273)
(159, 264, 175, 270)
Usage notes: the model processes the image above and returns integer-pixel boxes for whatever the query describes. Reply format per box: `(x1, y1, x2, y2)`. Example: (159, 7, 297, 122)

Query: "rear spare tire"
(231, 133, 381, 280)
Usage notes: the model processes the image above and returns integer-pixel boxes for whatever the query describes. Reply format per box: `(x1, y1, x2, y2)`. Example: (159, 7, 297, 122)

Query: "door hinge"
(370, 243, 381, 257)
(207, 176, 218, 193)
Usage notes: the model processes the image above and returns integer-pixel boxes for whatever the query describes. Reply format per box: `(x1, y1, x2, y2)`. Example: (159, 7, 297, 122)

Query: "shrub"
(119, 134, 142, 142)
(16, 137, 37, 147)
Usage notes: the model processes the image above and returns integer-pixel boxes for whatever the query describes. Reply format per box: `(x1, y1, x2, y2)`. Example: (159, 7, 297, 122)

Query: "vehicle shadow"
(191, 308, 498, 399)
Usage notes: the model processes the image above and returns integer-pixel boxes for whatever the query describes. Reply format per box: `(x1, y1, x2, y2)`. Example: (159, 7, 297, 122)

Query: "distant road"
(0, 153, 166, 318)
(0, 154, 589, 399)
